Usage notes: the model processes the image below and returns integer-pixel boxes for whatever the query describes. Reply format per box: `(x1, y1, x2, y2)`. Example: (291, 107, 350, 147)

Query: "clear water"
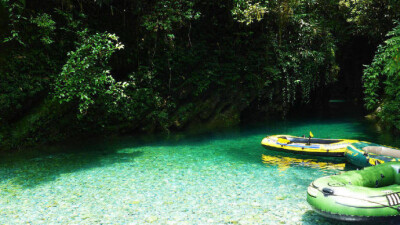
(1, 103, 399, 224)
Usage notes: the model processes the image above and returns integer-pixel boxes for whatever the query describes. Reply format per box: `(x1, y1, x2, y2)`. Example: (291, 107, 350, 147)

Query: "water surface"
(1, 103, 399, 224)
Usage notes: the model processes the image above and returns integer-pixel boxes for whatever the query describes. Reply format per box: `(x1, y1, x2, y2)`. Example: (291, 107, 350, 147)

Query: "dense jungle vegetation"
(1, 0, 400, 150)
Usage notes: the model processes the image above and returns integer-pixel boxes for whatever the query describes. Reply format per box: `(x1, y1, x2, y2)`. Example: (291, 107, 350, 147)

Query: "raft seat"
(363, 146, 400, 158)
(286, 137, 342, 144)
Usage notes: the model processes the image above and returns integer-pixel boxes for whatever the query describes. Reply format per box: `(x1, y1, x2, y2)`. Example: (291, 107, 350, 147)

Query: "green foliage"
(30, 13, 56, 44)
(2, 0, 26, 45)
(53, 30, 125, 115)
(338, 0, 400, 38)
(100, 66, 174, 131)
(363, 22, 400, 130)
(0, 1, 60, 128)
(142, 0, 200, 33)
(231, 0, 338, 111)
(2, 0, 400, 149)
(232, 0, 268, 25)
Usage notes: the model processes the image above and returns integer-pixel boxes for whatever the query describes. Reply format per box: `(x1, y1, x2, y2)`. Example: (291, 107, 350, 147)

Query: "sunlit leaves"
(232, 0, 269, 24)
(53, 30, 125, 115)
(338, 0, 400, 37)
(30, 13, 56, 44)
(363, 22, 400, 129)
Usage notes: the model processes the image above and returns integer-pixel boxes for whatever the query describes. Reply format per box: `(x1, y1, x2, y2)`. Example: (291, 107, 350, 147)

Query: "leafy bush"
(53, 29, 125, 115)
(0, 1, 58, 125)
(363, 22, 400, 130)
(232, 0, 338, 112)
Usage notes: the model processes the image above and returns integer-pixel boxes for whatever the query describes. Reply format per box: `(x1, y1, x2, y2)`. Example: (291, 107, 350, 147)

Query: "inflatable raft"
(345, 142, 400, 167)
(307, 162, 400, 221)
(261, 134, 358, 157)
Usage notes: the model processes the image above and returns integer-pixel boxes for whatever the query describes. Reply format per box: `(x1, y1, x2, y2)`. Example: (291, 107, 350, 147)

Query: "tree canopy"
(1, 0, 400, 150)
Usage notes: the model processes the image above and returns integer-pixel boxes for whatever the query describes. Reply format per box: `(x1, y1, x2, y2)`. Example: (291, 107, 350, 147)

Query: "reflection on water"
(261, 154, 346, 172)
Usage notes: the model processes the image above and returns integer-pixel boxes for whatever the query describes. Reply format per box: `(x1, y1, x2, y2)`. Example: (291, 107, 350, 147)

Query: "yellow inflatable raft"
(261, 134, 359, 157)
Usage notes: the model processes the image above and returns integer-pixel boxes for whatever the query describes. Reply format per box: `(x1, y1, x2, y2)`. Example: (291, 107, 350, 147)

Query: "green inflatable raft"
(307, 162, 400, 221)
(345, 142, 400, 167)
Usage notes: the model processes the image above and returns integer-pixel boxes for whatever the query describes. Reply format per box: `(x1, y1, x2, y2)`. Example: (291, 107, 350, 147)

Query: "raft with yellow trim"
(345, 142, 400, 167)
(261, 135, 359, 157)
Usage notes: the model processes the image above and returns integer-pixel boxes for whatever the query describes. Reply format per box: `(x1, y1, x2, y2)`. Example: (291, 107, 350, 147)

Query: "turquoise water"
(1, 105, 399, 224)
